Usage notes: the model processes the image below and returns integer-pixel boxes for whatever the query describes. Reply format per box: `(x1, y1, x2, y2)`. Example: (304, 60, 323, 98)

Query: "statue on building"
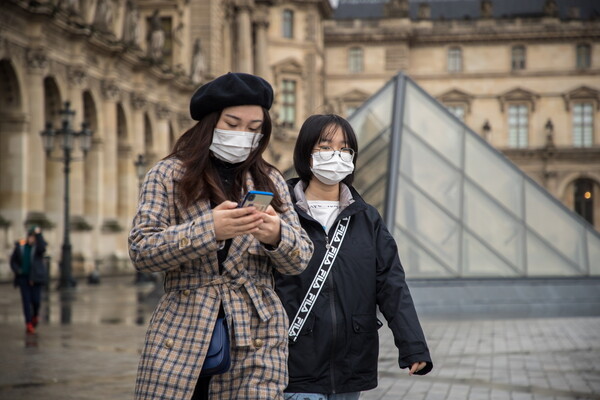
(123, 0, 140, 46)
(544, 0, 558, 17)
(148, 10, 165, 62)
(93, 0, 113, 32)
(481, 1, 493, 18)
(384, 0, 409, 18)
(190, 38, 205, 83)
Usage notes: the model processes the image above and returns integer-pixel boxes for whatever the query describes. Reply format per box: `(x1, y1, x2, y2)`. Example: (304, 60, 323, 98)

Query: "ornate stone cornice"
(67, 65, 87, 86)
(498, 87, 540, 112)
(101, 79, 121, 101)
(437, 89, 474, 112)
(26, 47, 48, 70)
(131, 92, 148, 110)
(562, 86, 600, 111)
(156, 103, 171, 120)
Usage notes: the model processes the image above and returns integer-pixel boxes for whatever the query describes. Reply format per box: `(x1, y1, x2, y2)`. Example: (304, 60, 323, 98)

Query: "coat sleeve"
(34, 234, 47, 256)
(373, 209, 433, 375)
(10, 244, 20, 275)
(128, 161, 220, 273)
(262, 171, 313, 276)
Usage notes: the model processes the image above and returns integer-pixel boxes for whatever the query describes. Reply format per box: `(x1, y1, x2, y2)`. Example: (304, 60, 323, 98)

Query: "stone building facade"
(0, 0, 332, 279)
(324, 0, 600, 231)
(0, 0, 598, 279)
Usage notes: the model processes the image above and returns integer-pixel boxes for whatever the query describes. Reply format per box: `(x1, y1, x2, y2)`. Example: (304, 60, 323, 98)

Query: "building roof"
(333, 0, 600, 20)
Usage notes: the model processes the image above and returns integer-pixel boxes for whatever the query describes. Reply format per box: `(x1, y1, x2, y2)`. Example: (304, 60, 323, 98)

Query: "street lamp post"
(40, 101, 93, 289)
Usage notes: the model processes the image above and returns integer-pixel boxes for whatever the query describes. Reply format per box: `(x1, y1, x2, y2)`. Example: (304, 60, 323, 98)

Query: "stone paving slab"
(0, 277, 599, 400)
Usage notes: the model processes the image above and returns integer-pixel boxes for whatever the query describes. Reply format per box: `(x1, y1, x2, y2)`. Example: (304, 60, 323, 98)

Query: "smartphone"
(239, 190, 274, 212)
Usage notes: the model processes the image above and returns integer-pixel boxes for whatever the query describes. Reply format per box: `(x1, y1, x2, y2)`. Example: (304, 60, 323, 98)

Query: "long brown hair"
(166, 108, 286, 212)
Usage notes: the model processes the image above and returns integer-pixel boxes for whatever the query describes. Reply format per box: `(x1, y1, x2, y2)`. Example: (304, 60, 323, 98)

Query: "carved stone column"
(253, 7, 269, 79)
(100, 79, 120, 222)
(25, 47, 48, 212)
(235, 1, 254, 73)
(67, 65, 88, 217)
(155, 103, 171, 159)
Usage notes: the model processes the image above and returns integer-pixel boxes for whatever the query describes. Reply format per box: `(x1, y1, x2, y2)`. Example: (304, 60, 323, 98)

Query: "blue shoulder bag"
(200, 317, 231, 376)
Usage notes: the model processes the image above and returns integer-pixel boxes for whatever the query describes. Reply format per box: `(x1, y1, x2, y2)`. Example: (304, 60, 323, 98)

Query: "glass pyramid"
(350, 73, 600, 278)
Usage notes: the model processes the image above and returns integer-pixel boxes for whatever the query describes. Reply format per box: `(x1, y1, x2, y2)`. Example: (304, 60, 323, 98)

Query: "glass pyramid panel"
(395, 230, 457, 277)
(463, 180, 524, 271)
(353, 80, 395, 211)
(400, 129, 461, 218)
(462, 232, 520, 277)
(348, 73, 600, 278)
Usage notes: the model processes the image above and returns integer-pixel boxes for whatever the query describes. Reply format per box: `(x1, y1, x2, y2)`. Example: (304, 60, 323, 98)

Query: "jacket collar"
(288, 178, 364, 215)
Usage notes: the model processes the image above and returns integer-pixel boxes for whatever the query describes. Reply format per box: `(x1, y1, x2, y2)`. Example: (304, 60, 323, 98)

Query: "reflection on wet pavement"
(1, 275, 599, 400)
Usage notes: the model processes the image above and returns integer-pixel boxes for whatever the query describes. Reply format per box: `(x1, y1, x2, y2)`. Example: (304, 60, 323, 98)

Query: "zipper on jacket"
(329, 275, 337, 393)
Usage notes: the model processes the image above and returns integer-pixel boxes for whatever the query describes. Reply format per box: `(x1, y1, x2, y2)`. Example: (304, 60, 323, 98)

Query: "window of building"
(348, 47, 363, 73)
(508, 104, 528, 148)
(574, 178, 594, 225)
(283, 9, 294, 39)
(511, 46, 526, 70)
(576, 44, 591, 69)
(446, 105, 466, 122)
(448, 47, 462, 72)
(573, 102, 594, 147)
(281, 79, 296, 128)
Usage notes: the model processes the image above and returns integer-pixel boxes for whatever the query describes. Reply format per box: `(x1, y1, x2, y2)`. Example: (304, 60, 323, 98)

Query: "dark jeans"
(16, 276, 42, 324)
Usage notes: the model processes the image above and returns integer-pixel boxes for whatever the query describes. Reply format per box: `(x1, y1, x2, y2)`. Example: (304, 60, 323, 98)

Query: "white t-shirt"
(307, 200, 341, 233)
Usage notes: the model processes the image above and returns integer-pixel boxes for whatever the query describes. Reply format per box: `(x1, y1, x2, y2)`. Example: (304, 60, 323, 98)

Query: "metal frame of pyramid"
(349, 73, 600, 278)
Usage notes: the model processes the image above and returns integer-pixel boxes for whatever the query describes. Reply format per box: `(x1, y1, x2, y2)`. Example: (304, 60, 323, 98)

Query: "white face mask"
(209, 128, 263, 163)
(310, 151, 355, 185)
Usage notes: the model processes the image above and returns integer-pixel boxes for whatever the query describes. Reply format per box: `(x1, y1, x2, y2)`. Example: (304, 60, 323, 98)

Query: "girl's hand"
(251, 205, 281, 246)
(213, 201, 264, 241)
(409, 361, 428, 375)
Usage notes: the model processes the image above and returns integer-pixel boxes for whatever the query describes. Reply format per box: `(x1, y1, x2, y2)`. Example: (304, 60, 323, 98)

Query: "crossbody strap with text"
(288, 216, 351, 343)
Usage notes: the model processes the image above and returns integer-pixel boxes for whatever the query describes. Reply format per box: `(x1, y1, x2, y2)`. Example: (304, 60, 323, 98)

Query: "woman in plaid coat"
(129, 73, 313, 400)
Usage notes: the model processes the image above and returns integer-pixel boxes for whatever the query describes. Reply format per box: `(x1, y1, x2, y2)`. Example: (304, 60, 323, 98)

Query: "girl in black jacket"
(275, 114, 432, 399)
(10, 226, 47, 334)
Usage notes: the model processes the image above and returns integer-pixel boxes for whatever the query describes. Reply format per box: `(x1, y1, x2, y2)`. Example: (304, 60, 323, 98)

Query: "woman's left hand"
(252, 205, 281, 246)
(409, 361, 427, 375)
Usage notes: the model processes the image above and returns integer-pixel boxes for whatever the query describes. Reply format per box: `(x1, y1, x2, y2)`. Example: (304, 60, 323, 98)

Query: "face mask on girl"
(310, 151, 355, 185)
(209, 128, 263, 163)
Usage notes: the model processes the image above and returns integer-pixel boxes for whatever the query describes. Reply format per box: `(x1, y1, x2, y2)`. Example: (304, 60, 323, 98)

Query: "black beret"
(190, 72, 274, 121)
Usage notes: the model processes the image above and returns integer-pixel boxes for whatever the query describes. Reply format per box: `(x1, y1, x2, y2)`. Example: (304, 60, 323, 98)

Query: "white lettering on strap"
(288, 216, 351, 342)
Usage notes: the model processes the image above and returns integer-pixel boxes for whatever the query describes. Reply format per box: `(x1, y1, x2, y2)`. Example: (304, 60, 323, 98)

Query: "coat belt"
(164, 272, 274, 347)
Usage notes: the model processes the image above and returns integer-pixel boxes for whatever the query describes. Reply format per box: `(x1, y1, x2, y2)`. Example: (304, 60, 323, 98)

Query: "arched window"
(348, 47, 363, 73)
(448, 47, 462, 72)
(283, 9, 294, 39)
(574, 178, 594, 225)
(511, 45, 526, 70)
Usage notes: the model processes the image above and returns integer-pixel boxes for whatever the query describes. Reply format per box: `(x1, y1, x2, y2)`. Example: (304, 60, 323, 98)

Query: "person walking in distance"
(275, 114, 433, 400)
(10, 226, 48, 334)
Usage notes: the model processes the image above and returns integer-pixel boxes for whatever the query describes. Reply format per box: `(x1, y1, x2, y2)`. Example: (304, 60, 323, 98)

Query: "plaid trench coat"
(129, 158, 313, 400)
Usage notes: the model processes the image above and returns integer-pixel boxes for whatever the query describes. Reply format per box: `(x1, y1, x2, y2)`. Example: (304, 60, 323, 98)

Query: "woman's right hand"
(213, 200, 264, 241)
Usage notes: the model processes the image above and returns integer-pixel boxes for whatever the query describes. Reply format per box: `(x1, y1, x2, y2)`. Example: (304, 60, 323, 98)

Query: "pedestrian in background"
(128, 72, 313, 400)
(275, 114, 433, 400)
(10, 226, 47, 335)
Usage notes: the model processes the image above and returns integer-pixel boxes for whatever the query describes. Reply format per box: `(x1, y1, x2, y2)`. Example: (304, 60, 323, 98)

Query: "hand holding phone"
(239, 190, 274, 212)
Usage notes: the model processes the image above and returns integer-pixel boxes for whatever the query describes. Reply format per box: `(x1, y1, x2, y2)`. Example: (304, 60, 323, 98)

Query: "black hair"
(293, 114, 359, 186)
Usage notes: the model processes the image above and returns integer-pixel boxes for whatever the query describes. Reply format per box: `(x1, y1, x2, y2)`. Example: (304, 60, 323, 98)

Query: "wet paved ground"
(0, 276, 599, 400)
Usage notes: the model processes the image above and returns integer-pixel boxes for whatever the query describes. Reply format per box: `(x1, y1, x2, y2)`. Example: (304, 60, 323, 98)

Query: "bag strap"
(288, 216, 351, 343)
